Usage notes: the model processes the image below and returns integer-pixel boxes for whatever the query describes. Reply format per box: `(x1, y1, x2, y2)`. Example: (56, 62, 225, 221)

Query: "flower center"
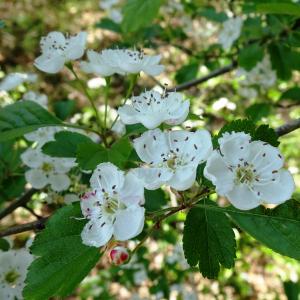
(4, 270, 20, 285)
(103, 196, 119, 215)
(235, 166, 255, 185)
(42, 162, 53, 172)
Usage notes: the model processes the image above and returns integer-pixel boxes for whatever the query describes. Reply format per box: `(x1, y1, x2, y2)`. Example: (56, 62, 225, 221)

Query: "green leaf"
(0, 101, 62, 142)
(95, 18, 122, 33)
(23, 204, 101, 300)
(213, 119, 279, 148)
(227, 200, 300, 260)
(0, 238, 10, 251)
(144, 188, 167, 212)
(245, 103, 272, 122)
(284, 281, 300, 300)
(280, 87, 300, 103)
(198, 6, 228, 23)
(43, 131, 93, 158)
(122, 0, 162, 32)
(76, 137, 133, 170)
(183, 199, 236, 279)
(53, 100, 76, 121)
(238, 43, 264, 71)
(196, 163, 214, 189)
(256, 3, 300, 16)
(125, 124, 147, 136)
(268, 43, 292, 80)
(175, 62, 199, 84)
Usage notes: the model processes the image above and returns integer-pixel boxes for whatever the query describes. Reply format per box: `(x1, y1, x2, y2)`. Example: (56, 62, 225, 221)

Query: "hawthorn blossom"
(34, 31, 87, 73)
(22, 91, 48, 108)
(80, 163, 145, 247)
(99, 0, 119, 10)
(80, 49, 164, 77)
(0, 73, 37, 91)
(0, 249, 33, 300)
(218, 17, 243, 50)
(21, 147, 76, 191)
(204, 132, 295, 210)
(133, 129, 212, 191)
(236, 55, 277, 89)
(118, 90, 190, 129)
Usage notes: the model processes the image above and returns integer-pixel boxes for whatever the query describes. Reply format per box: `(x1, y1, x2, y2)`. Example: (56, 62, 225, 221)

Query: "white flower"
(133, 129, 212, 191)
(34, 31, 87, 73)
(218, 17, 243, 50)
(212, 97, 236, 111)
(80, 163, 145, 247)
(0, 73, 37, 91)
(204, 132, 295, 210)
(99, 0, 119, 10)
(118, 90, 190, 129)
(80, 49, 164, 77)
(22, 91, 48, 108)
(237, 55, 276, 89)
(238, 87, 258, 99)
(112, 119, 126, 136)
(21, 148, 76, 191)
(0, 249, 33, 300)
(109, 8, 123, 23)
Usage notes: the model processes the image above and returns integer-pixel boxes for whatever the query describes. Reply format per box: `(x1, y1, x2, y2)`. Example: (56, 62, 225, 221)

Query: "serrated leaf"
(43, 131, 93, 158)
(238, 43, 264, 71)
(23, 204, 101, 300)
(0, 101, 62, 141)
(227, 200, 300, 260)
(183, 199, 236, 279)
(76, 137, 133, 170)
(122, 0, 162, 32)
(245, 103, 272, 122)
(253, 124, 279, 147)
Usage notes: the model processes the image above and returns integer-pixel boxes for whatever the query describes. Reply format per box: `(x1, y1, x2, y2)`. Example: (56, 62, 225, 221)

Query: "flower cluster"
(0, 72, 37, 91)
(0, 248, 33, 300)
(218, 17, 243, 50)
(99, 0, 123, 24)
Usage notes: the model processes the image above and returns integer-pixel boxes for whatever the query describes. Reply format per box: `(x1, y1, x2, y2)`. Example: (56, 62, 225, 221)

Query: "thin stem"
(104, 77, 111, 132)
(66, 64, 103, 133)
(110, 74, 138, 129)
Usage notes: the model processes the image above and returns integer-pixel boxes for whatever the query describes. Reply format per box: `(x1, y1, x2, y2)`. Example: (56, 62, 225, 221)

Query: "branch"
(167, 62, 237, 92)
(275, 118, 300, 136)
(0, 188, 36, 220)
(0, 217, 48, 238)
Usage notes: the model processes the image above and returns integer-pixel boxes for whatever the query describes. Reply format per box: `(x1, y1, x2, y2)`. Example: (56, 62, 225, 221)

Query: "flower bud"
(109, 246, 129, 265)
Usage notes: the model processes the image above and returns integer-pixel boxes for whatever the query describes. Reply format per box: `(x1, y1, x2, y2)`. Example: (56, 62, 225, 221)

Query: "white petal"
(113, 206, 145, 241)
(204, 150, 234, 195)
(25, 169, 48, 189)
(21, 148, 44, 168)
(226, 184, 260, 210)
(165, 99, 190, 125)
(118, 105, 139, 124)
(133, 128, 169, 164)
(219, 131, 251, 166)
(142, 64, 165, 76)
(66, 32, 87, 60)
(90, 162, 125, 194)
(40, 31, 66, 53)
(255, 169, 295, 204)
(80, 191, 102, 219)
(119, 172, 145, 206)
(167, 165, 196, 191)
(34, 54, 65, 74)
(131, 167, 172, 190)
(81, 220, 113, 247)
(48, 173, 70, 191)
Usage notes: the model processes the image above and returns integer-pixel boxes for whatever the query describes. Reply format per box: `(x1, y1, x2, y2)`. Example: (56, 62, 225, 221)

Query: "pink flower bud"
(109, 246, 129, 265)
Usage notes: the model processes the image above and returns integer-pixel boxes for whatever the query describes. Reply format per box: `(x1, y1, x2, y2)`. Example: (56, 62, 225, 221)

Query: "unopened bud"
(109, 246, 129, 265)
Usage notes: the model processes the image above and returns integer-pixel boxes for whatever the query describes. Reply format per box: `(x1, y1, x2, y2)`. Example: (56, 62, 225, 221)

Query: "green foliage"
(53, 100, 76, 121)
(125, 124, 147, 136)
(121, 0, 162, 33)
(227, 200, 300, 261)
(42, 131, 93, 158)
(245, 103, 272, 122)
(196, 162, 214, 189)
(198, 7, 228, 23)
(280, 87, 300, 103)
(0, 20, 5, 28)
(0, 101, 62, 141)
(255, 2, 300, 16)
(283, 281, 300, 300)
(77, 137, 133, 170)
(213, 119, 279, 148)
(183, 199, 236, 279)
(95, 18, 122, 33)
(0, 238, 10, 251)
(144, 188, 167, 212)
(23, 204, 101, 300)
(175, 62, 199, 84)
(238, 43, 264, 71)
